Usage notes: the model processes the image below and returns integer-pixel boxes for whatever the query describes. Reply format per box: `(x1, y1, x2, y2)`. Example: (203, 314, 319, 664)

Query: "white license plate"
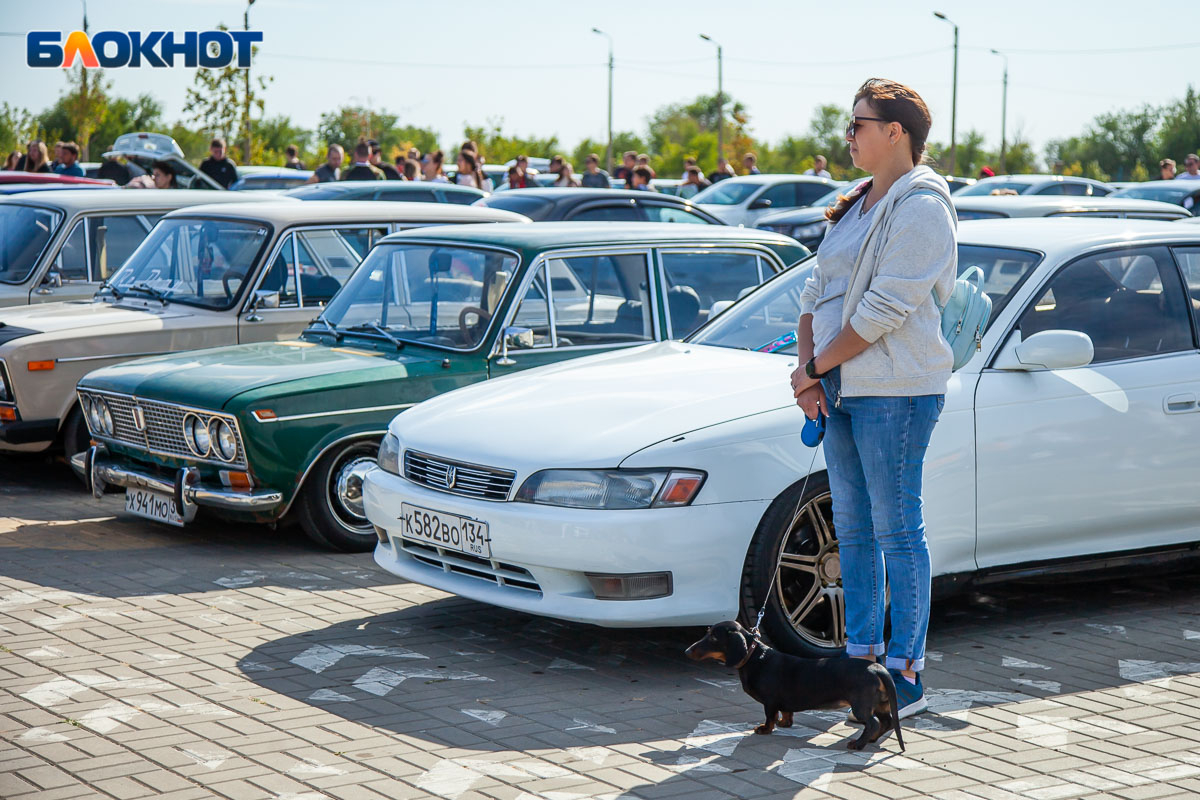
(399, 502, 490, 558)
(125, 488, 184, 527)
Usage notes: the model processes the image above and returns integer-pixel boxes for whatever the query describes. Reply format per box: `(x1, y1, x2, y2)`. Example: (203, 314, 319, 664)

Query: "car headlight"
(0, 362, 10, 403)
(85, 395, 102, 433)
(515, 469, 706, 509)
(184, 413, 211, 456)
(209, 418, 238, 462)
(98, 399, 114, 436)
(377, 433, 400, 474)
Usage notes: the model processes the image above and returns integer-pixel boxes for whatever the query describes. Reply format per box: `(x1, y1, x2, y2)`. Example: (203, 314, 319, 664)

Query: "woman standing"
(24, 140, 51, 173)
(455, 151, 490, 192)
(787, 78, 956, 719)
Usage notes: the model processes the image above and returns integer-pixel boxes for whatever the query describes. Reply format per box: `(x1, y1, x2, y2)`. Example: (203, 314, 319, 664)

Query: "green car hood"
(78, 340, 441, 410)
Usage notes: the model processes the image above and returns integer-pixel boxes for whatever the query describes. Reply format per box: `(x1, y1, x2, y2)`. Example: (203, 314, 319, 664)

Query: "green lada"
(74, 222, 808, 551)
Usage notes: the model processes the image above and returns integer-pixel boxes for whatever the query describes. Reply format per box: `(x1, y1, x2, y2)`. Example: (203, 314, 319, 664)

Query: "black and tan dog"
(686, 620, 904, 751)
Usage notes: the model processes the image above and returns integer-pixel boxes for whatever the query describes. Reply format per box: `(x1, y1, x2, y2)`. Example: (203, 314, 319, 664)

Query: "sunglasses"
(846, 115, 905, 139)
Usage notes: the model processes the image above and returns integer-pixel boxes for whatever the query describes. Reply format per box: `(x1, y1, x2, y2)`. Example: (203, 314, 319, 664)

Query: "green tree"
(183, 25, 271, 164)
(0, 103, 37, 159)
(255, 115, 314, 168)
(1157, 86, 1200, 164)
(91, 94, 164, 154)
(317, 106, 439, 162)
(646, 93, 756, 177)
(60, 66, 111, 160)
(1046, 106, 1157, 182)
(462, 118, 559, 165)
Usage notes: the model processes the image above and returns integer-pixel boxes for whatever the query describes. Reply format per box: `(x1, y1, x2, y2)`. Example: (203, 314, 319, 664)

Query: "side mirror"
(992, 329, 1094, 371)
(252, 289, 281, 310)
(749, 198, 773, 210)
(44, 270, 63, 288)
(495, 326, 533, 366)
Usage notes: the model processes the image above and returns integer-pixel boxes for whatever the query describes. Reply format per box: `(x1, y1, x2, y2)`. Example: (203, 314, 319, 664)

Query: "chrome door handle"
(1164, 393, 1197, 413)
(35, 288, 54, 295)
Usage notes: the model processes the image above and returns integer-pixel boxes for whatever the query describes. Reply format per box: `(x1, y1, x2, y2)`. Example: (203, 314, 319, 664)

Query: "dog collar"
(731, 638, 761, 670)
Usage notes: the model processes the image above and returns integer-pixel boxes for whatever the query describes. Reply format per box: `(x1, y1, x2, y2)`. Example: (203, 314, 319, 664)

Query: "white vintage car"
(0, 201, 527, 456)
(0, 189, 279, 307)
(364, 218, 1200, 655)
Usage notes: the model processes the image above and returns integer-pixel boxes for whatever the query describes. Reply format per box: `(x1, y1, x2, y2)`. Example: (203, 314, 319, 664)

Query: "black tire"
(61, 405, 92, 475)
(296, 439, 380, 553)
(740, 472, 847, 657)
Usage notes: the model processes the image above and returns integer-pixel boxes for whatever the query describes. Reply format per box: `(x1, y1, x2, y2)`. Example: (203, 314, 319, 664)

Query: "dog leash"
(750, 413, 825, 639)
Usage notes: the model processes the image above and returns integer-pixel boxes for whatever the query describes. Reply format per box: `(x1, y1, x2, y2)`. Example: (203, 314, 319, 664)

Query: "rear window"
(957, 244, 1043, 316)
(957, 181, 1032, 196)
(475, 194, 555, 220)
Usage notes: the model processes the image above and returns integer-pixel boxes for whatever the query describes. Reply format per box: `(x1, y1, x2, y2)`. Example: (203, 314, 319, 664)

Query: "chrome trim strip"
(253, 403, 415, 424)
(56, 351, 169, 364)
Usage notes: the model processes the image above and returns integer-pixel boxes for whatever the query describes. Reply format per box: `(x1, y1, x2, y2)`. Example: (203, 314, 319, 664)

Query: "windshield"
(475, 194, 555, 220)
(283, 184, 355, 200)
(320, 243, 520, 350)
(1112, 185, 1190, 203)
(957, 180, 1033, 196)
(104, 217, 271, 309)
(691, 181, 761, 205)
(0, 204, 63, 284)
(688, 244, 1043, 353)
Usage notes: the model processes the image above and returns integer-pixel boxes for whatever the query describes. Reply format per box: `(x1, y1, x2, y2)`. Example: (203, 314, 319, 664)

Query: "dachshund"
(686, 620, 904, 751)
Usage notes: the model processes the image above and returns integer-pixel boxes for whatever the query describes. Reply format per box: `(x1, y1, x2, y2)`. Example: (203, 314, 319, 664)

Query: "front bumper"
(0, 417, 58, 447)
(70, 446, 284, 521)
(364, 465, 770, 628)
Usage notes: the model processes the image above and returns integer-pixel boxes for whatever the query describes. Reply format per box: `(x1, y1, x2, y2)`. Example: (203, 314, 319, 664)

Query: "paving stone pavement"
(3, 455, 1200, 800)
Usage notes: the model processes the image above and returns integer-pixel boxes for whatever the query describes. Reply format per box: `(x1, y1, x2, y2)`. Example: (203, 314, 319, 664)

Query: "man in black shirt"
(369, 140, 402, 179)
(199, 138, 238, 188)
(340, 141, 385, 181)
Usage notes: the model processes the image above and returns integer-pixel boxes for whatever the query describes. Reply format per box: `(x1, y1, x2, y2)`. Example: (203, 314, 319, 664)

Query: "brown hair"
(826, 78, 932, 223)
(458, 149, 486, 189)
(25, 140, 49, 172)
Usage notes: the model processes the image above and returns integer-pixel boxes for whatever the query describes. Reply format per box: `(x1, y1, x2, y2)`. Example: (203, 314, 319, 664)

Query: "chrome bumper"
(70, 446, 283, 520)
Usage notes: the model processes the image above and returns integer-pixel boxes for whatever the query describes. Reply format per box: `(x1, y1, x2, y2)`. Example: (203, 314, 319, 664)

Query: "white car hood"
(0, 299, 191, 338)
(393, 341, 796, 469)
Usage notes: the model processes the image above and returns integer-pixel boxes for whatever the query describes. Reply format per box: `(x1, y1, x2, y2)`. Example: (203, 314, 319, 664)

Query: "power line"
(727, 46, 950, 67)
(966, 41, 1200, 56)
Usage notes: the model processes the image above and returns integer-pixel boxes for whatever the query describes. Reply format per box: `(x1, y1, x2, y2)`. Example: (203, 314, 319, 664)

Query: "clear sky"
(2, 0, 1196, 161)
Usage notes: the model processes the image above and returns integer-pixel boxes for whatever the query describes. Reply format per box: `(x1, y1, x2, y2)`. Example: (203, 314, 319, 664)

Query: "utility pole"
(934, 12, 958, 175)
(80, 0, 89, 160)
(592, 28, 613, 175)
(243, 0, 256, 166)
(991, 49, 1008, 174)
(699, 34, 723, 164)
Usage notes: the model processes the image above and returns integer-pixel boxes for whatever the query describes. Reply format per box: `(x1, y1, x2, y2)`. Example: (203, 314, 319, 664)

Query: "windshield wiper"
(96, 278, 124, 300)
(305, 317, 342, 341)
(125, 281, 170, 305)
(345, 322, 405, 350)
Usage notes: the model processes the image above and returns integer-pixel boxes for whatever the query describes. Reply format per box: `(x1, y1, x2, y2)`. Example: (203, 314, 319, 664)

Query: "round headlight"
(209, 418, 237, 462)
(98, 400, 114, 436)
(85, 396, 102, 433)
(183, 413, 210, 456)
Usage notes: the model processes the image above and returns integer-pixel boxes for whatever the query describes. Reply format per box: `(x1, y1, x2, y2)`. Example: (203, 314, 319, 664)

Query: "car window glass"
(548, 253, 653, 346)
(957, 245, 1043, 321)
(337, 226, 387, 258)
(296, 228, 369, 307)
(1016, 246, 1192, 363)
(1170, 248, 1200, 328)
(570, 203, 642, 222)
(89, 215, 148, 281)
(0, 205, 62, 284)
(1061, 182, 1090, 196)
(509, 262, 552, 348)
(378, 188, 438, 203)
(660, 250, 762, 337)
(55, 219, 88, 281)
(1034, 183, 1068, 195)
(760, 183, 797, 208)
(440, 190, 478, 206)
(797, 182, 834, 206)
(260, 234, 299, 307)
(643, 205, 710, 224)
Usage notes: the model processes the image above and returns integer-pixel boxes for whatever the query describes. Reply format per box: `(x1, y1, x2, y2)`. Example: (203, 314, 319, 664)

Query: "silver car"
(692, 174, 839, 227)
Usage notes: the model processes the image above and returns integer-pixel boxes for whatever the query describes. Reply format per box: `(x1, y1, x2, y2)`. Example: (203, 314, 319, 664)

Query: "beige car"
(0, 189, 283, 307)
(0, 201, 528, 456)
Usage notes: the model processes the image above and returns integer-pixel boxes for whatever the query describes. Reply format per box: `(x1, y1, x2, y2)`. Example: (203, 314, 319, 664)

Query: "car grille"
(403, 449, 515, 501)
(78, 389, 247, 469)
(399, 539, 541, 594)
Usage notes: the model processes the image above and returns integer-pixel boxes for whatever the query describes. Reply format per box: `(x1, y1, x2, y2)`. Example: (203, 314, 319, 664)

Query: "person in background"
(455, 150, 491, 191)
(199, 138, 238, 188)
(680, 156, 697, 179)
(581, 153, 611, 188)
(636, 153, 656, 178)
(547, 154, 564, 178)
(284, 144, 304, 169)
(53, 141, 84, 176)
(23, 140, 51, 173)
(407, 147, 421, 163)
(614, 150, 637, 182)
(506, 166, 523, 188)
(707, 157, 734, 183)
(368, 140, 402, 179)
(97, 148, 132, 185)
(1176, 154, 1200, 180)
(678, 166, 710, 199)
(743, 152, 761, 174)
(307, 144, 343, 183)
(401, 158, 421, 181)
(630, 164, 654, 191)
(1160, 158, 1177, 180)
(151, 162, 178, 189)
(2, 151, 20, 171)
(554, 160, 580, 187)
(804, 155, 833, 179)
(51, 141, 64, 170)
(978, 166, 995, 179)
(341, 141, 385, 180)
(424, 150, 448, 182)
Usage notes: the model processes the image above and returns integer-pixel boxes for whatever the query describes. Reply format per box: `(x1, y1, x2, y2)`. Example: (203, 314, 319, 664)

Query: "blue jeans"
(820, 367, 943, 673)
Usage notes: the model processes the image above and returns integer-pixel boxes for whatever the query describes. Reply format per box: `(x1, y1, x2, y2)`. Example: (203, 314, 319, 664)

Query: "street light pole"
(699, 34, 723, 165)
(592, 28, 613, 175)
(934, 12, 958, 176)
(80, 0, 89, 160)
(243, 0, 256, 167)
(991, 49, 1008, 175)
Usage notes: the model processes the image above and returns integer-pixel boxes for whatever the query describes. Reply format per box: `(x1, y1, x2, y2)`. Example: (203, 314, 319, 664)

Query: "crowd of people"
(2, 138, 88, 176)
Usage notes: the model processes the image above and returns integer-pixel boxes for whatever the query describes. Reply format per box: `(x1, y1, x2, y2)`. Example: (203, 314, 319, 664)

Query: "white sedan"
(364, 219, 1200, 656)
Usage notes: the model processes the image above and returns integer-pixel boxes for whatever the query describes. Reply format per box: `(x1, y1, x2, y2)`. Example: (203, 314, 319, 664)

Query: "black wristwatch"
(805, 356, 827, 380)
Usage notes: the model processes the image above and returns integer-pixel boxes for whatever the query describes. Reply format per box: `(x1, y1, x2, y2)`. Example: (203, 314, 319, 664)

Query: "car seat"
(667, 285, 701, 337)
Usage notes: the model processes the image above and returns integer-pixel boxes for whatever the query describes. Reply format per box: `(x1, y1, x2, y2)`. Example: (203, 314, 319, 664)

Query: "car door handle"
(245, 313, 263, 322)
(1163, 393, 1198, 413)
(35, 288, 54, 295)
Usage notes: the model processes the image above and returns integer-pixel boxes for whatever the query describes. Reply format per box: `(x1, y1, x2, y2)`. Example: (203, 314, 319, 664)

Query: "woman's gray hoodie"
(799, 165, 957, 397)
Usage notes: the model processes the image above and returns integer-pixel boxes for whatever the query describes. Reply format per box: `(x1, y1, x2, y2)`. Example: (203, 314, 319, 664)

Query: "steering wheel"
(221, 270, 247, 302)
(458, 306, 490, 342)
